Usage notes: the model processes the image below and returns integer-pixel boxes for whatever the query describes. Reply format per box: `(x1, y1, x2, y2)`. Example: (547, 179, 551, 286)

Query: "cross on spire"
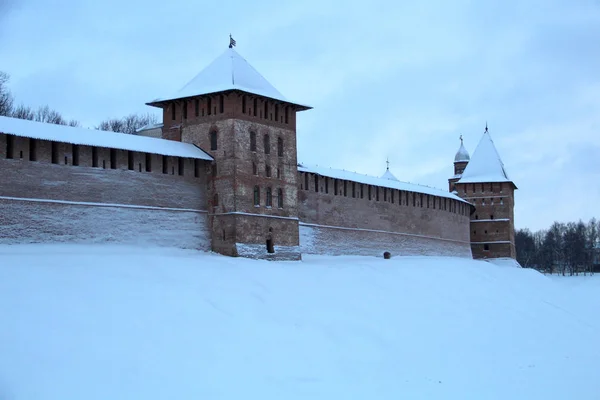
(386, 157, 390, 171)
(485, 122, 488, 133)
(229, 34, 237, 48)
(460, 134, 463, 144)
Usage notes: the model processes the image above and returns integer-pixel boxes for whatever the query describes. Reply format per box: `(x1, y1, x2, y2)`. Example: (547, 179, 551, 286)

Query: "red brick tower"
(147, 44, 311, 259)
(450, 126, 517, 259)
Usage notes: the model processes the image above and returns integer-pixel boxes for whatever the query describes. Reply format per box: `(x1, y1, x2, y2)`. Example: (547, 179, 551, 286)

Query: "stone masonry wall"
(298, 171, 472, 257)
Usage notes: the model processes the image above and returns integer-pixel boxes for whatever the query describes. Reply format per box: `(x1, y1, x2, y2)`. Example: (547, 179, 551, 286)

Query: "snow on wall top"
(457, 129, 513, 185)
(298, 164, 469, 203)
(0, 116, 213, 161)
(148, 48, 311, 109)
(381, 168, 399, 181)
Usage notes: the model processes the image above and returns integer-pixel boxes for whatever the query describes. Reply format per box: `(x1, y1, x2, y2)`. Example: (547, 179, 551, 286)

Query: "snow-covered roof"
(0, 116, 213, 161)
(454, 138, 470, 162)
(298, 163, 469, 203)
(457, 129, 514, 186)
(381, 168, 399, 181)
(135, 122, 163, 133)
(148, 48, 311, 110)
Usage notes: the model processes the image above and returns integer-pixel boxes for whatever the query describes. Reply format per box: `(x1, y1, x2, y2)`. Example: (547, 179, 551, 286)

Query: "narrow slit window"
(194, 160, 200, 178)
(264, 101, 269, 120)
(242, 96, 247, 114)
(344, 181, 347, 197)
(253, 98, 257, 117)
(92, 147, 98, 167)
(183, 100, 187, 119)
(128, 151, 134, 170)
(275, 105, 279, 121)
(195, 99, 199, 116)
(72, 145, 79, 166)
(285, 106, 289, 124)
(266, 187, 272, 207)
(334, 179, 338, 195)
(210, 131, 218, 150)
(219, 95, 224, 113)
(51, 142, 58, 164)
(110, 149, 117, 169)
(28, 138, 37, 161)
(277, 188, 283, 208)
(352, 182, 356, 198)
(207, 97, 212, 115)
(277, 137, 283, 156)
(263, 134, 270, 154)
(314, 175, 319, 192)
(6, 135, 14, 159)
(250, 131, 257, 151)
(171, 103, 176, 120)
(305, 173, 309, 190)
(254, 186, 260, 206)
(162, 156, 168, 174)
(146, 154, 152, 172)
(325, 178, 328, 194)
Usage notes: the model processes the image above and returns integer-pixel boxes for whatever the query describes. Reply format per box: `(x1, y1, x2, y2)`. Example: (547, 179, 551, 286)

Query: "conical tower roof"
(457, 126, 515, 186)
(147, 47, 310, 109)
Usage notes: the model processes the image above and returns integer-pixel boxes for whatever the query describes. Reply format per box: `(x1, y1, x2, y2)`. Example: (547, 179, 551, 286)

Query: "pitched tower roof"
(147, 48, 310, 110)
(457, 126, 516, 187)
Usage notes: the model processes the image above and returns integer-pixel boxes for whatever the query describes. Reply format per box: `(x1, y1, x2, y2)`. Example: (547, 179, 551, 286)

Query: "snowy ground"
(1, 245, 599, 400)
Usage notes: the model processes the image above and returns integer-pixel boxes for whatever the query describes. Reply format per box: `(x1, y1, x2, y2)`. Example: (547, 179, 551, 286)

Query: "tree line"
(516, 218, 599, 275)
(0, 71, 157, 134)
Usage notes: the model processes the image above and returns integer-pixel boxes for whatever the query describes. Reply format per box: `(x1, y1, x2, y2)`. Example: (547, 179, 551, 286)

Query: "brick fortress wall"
(298, 172, 473, 258)
(0, 133, 211, 249)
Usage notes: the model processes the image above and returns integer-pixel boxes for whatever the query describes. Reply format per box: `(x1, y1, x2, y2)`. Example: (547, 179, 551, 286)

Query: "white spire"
(458, 125, 514, 185)
(381, 159, 399, 181)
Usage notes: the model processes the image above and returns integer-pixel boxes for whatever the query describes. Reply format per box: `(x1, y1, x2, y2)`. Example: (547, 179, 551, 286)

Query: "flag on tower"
(229, 35, 236, 48)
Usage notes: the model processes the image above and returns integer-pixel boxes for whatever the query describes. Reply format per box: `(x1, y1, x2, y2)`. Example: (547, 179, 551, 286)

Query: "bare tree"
(10, 103, 79, 127)
(0, 71, 14, 116)
(97, 113, 158, 134)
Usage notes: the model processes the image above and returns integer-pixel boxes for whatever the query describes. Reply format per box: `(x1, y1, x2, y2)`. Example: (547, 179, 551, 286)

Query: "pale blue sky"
(1, 0, 599, 230)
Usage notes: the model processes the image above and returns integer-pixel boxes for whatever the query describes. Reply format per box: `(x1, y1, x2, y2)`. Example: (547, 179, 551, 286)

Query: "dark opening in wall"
(252, 162, 257, 175)
(361, 185, 364, 199)
(195, 99, 199, 117)
(475, 215, 479, 220)
(368, 186, 372, 200)
(183, 100, 187, 119)
(391, 190, 394, 204)
(72, 145, 79, 166)
(420, 193, 423, 207)
(334, 179, 338, 195)
(253, 98, 257, 117)
(285, 106, 289, 124)
(304, 173, 309, 190)
(20, 151, 22, 159)
(242, 96, 246, 114)
(325, 179, 329, 194)
(213, 193, 219, 207)
(277, 137, 283, 157)
(383, 188, 387, 202)
(162, 156, 168, 174)
(210, 131, 218, 151)
(484, 244, 490, 251)
(194, 160, 200, 178)
(219, 95, 224, 113)
(413, 193, 416, 207)
(250, 131, 257, 151)
(266, 165, 272, 178)
(172, 166, 174, 175)
(264, 100, 269, 120)
(263, 134, 270, 154)
(254, 186, 260, 206)
(146, 153, 152, 172)
(128, 151, 134, 170)
(103, 160, 106, 169)
(376, 187, 379, 201)
(171, 103, 176, 120)
(352, 182, 356, 198)
(266, 238, 275, 254)
(278, 188, 283, 208)
(110, 149, 117, 169)
(63, 156, 67, 164)
(5, 135, 14, 159)
(51, 142, 58, 164)
(275, 105, 279, 121)
(139, 163, 142, 172)
(29, 138, 37, 161)
(277, 168, 281, 179)
(207, 97, 212, 115)
(490, 214, 494, 220)
(266, 187, 272, 207)
(344, 181, 347, 197)
(314, 175, 318, 192)
(383, 251, 391, 259)
(92, 147, 98, 167)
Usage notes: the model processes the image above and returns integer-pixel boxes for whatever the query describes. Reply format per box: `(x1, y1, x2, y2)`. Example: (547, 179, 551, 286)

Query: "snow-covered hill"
(1, 244, 599, 400)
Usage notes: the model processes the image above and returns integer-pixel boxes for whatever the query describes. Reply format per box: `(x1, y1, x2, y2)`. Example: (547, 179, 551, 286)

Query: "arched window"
(277, 137, 283, 157)
(250, 131, 257, 151)
(277, 188, 283, 208)
(264, 134, 270, 154)
(210, 131, 217, 150)
(266, 187, 272, 207)
(254, 186, 260, 206)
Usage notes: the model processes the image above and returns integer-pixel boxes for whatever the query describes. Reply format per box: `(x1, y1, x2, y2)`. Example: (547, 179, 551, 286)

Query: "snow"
(299, 163, 468, 203)
(149, 48, 310, 109)
(458, 130, 513, 184)
(1, 244, 599, 399)
(454, 139, 470, 162)
(0, 116, 213, 160)
(380, 168, 399, 181)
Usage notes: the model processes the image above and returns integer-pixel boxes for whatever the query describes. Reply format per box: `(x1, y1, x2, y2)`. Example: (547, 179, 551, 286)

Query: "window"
(383, 188, 387, 202)
(207, 97, 212, 115)
(484, 244, 490, 251)
(314, 175, 319, 192)
(210, 131, 217, 150)
(413, 193, 416, 207)
(266, 165, 272, 178)
(391, 190, 394, 204)
(368, 186, 372, 200)
(110, 149, 117, 169)
(277, 137, 283, 156)
(254, 186, 260, 206)
(361, 185, 364, 199)
(266, 187, 272, 207)
(5, 134, 14, 159)
(285, 106, 289, 124)
(213, 193, 219, 208)
(178, 158, 184, 176)
(376, 187, 379, 201)
(146, 154, 152, 172)
(275, 105, 279, 121)
(242, 96, 247, 114)
(252, 162, 257, 175)
(343, 181, 347, 196)
(352, 182, 356, 198)
(277, 188, 283, 208)
(420, 193, 423, 207)
(171, 103, 176, 120)
(51, 142, 58, 164)
(250, 131, 257, 151)
(183, 100, 187, 119)
(128, 151, 134, 170)
(162, 156, 168, 174)
(325, 178, 328, 193)
(219, 95, 224, 113)
(194, 160, 200, 178)
(264, 100, 269, 120)
(475, 214, 479, 220)
(92, 147, 98, 167)
(253, 98, 257, 117)
(263, 134, 270, 154)
(305, 173, 309, 190)
(334, 179, 338, 195)
(195, 99, 199, 116)
(71, 145, 79, 166)
(490, 214, 494, 220)
(29, 139, 37, 161)
(277, 168, 281, 179)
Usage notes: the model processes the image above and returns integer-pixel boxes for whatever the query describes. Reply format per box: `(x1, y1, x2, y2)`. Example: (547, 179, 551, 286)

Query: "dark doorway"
(266, 238, 274, 254)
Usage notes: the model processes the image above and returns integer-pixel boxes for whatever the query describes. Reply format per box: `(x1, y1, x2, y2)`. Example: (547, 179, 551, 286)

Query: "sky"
(1, 0, 599, 231)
